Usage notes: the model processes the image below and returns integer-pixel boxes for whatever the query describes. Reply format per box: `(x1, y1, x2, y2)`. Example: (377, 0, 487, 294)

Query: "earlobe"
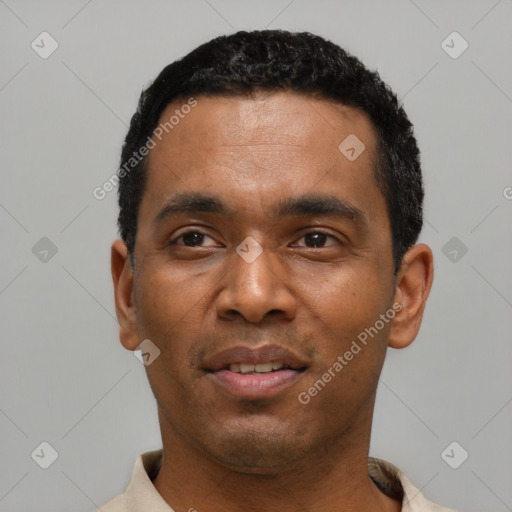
(111, 239, 140, 351)
(388, 243, 434, 350)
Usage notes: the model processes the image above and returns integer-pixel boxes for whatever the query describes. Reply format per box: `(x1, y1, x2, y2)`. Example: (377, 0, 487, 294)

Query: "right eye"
(170, 231, 220, 248)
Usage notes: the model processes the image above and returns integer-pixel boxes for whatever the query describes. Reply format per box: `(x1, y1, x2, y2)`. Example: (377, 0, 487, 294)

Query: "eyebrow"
(154, 193, 229, 226)
(275, 194, 364, 222)
(153, 192, 365, 226)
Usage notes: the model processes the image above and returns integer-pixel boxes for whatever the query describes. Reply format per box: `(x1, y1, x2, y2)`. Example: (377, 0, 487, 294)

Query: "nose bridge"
(216, 238, 296, 323)
(232, 240, 279, 301)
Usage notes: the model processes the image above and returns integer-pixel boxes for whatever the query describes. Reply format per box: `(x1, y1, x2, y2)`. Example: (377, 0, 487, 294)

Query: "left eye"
(292, 232, 338, 248)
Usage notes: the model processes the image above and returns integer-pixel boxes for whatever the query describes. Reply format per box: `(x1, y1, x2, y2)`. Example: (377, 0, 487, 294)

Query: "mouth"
(203, 345, 308, 399)
(226, 361, 303, 374)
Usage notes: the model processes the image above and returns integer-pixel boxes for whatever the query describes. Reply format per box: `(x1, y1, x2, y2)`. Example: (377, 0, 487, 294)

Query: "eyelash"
(169, 229, 341, 248)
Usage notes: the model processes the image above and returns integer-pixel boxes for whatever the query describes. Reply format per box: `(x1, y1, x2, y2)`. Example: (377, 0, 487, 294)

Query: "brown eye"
(182, 232, 205, 247)
(304, 232, 328, 247)
(293, 231, 338, 248)
(171, 231, 219, 248)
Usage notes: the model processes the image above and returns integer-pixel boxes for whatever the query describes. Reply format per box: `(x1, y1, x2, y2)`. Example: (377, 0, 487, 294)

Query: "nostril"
(226, 309, 243, 317)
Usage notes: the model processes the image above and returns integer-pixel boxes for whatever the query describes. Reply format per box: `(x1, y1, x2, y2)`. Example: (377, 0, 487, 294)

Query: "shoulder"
(93, 493, 126, 512)
(369, 457, 457, 512)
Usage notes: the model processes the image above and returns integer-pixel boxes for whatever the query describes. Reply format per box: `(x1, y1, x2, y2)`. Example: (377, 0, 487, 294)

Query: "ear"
(111, 239, 140, 351)
(388, 243, 434, 349)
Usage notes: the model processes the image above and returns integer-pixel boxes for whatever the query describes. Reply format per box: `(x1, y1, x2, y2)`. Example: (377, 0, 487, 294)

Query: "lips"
(203, 344, 308, 399)
(204, 344, 308, 372)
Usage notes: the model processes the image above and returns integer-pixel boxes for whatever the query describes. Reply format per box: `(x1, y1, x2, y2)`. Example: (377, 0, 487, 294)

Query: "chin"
(206, 444, 301, 474)
(196, 420, 310, 473)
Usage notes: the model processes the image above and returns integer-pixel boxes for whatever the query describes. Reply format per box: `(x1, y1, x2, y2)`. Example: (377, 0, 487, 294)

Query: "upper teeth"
(229, 362, 284, 373)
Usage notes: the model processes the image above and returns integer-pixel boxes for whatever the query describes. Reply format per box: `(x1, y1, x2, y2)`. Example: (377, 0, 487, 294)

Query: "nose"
(216, 243, 297, 324)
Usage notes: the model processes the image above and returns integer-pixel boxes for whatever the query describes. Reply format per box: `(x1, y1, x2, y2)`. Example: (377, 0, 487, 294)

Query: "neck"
(153, 404, 401, 512)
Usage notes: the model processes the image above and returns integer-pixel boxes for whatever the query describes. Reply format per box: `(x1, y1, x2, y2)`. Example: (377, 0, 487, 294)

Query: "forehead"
(152, 91, 377, 153)
(140, 91, 386, 229)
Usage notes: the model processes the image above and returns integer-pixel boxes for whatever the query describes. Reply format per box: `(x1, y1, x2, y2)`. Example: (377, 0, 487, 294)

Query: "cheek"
(134, 268, 206, 410)
(135, 261, 206, 332)
(301, 271, 391, 415)
(297, 262, 394, 380)
(133, 265, 211, 384)
(302, 261, 391, 326)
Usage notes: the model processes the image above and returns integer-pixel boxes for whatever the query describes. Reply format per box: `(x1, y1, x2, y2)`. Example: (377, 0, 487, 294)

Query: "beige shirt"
(97, 450, 455, 512)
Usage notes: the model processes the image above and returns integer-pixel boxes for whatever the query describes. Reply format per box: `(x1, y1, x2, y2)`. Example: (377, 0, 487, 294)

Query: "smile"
(229, 361, 289, 373)
(203, 345, 309, 400)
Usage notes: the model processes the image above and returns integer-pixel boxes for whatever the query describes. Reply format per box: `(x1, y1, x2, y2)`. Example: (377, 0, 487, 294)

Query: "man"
(105, 30, 453, 511)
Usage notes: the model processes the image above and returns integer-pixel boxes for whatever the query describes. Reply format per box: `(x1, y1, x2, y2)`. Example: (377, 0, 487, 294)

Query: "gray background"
(1, 0, 511, 511)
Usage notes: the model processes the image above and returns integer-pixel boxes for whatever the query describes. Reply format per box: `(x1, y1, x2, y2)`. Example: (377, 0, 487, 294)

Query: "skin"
(111, 91, 434, 512)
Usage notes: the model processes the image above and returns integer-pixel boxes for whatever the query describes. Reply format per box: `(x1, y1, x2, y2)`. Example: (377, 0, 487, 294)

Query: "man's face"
(131, 92, 398, 471)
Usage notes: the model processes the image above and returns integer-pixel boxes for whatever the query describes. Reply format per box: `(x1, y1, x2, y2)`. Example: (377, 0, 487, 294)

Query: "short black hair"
(117, 29, 423, 273)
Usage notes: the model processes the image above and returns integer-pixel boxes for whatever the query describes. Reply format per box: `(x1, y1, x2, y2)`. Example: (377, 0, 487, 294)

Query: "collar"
(100, 450, 454, 512)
